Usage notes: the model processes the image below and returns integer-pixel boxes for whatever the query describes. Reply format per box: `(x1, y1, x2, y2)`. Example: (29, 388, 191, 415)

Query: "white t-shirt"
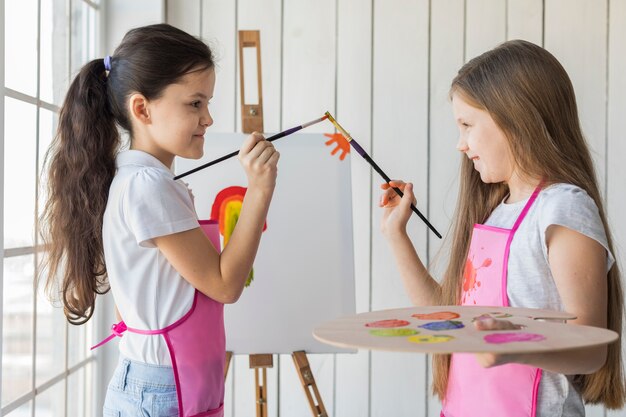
(103, 150, 199, 365)
(485, 183, 615, 417)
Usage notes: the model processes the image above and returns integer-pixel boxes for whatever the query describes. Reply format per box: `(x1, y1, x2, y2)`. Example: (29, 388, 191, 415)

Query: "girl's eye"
(462, 122, 470, 128)
(191, 101, 202, 108)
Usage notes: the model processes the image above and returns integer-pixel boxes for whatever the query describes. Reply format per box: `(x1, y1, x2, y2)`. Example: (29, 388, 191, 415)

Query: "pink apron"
(442, 185, 543, 417)
(93, 220, 225, 417)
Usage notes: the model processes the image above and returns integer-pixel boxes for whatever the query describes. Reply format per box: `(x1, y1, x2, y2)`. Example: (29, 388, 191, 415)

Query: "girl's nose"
(201, 108, 213, 127)
(456, 135, 468, 152)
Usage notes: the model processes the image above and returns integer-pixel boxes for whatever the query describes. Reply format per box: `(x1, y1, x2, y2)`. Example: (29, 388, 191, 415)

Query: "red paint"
(210, 186, 267, 235)
(365, 319, 410, 328)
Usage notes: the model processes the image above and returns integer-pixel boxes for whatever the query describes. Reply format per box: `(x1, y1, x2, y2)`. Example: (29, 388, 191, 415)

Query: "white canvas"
(175, 132, 356, 353)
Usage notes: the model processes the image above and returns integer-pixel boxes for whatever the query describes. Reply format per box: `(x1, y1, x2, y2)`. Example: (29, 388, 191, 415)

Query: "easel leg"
(250, 354, 273, 417)
(224, 351, 233, 381)
(292, 351, 329, 417)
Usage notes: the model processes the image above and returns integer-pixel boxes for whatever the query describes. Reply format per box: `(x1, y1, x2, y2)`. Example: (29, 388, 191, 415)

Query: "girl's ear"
(128, 93, 151, 125)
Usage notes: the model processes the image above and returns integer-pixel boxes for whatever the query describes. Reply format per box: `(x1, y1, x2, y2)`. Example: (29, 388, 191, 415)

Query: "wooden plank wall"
(165, 1, 626, 416)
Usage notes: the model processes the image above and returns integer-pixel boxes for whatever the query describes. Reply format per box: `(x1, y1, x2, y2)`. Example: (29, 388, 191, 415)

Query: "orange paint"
(324, 133, 351, 161)
(412, 311, 460, 320)
(461, 256, 492, 304)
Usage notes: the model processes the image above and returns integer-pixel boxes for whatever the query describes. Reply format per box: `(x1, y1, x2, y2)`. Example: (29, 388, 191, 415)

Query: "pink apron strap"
(511, 182, 544, 232)
(90, 292, 200, 351)
(90, 321, 128, 350)
(501, 181, 544, 307)
(90, 319, 176, 351)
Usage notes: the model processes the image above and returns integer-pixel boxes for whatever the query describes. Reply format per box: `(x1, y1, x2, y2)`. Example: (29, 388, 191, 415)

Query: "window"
(2, 1, 101, 416)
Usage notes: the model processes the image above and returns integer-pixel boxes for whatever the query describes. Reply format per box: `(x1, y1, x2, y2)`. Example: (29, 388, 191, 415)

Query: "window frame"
(1, 0, 104, 415)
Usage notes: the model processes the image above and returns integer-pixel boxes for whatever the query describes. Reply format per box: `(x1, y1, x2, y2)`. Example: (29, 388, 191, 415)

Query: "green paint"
(407, 334, 454, 344)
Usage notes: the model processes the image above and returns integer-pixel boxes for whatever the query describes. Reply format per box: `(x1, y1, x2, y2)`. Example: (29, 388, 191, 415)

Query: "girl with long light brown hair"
(380, 39, 624, 416)
(39, 24, 279, 416)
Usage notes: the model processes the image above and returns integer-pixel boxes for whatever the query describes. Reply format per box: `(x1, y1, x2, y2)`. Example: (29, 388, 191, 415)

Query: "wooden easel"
(231, 30, 329, 417)
(224, 351, 328, 417)
(238, 30, 264, 133)
(292, 351, 328, 417)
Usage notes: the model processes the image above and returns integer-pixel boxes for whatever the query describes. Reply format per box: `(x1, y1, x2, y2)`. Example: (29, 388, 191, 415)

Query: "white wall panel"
(281, 0, 336, 131)
(427, 0, 465, 415)
(427, 0, 464, 297)
(335, 0, 373, 415)
(545, 0, 608, 192)
(465, 0, 506, 59)
(166, 0, 200, 36)
(371, 0, 429, 415)
(507, 0, 543, 44)
(106, 0, 165, 54)
(201, 0, 237, 132)
(280, 1, 337, 415)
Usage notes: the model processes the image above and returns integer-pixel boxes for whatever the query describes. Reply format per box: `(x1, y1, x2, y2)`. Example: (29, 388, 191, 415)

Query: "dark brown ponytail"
(39, 24, 214, 324)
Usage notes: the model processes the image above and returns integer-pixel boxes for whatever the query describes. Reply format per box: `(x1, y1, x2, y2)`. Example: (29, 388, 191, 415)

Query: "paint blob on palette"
(472, 312, 513, 322)
(412, 311, 460, 320)
(365, 319, 410, 328)
(369, 328, 419, 337)
(367, 311, 543, 347)
(408, 334, 454, 344)
(313, 306, 618, 354)
(484, 332, 546, 344)
(419, 320, 465, 331)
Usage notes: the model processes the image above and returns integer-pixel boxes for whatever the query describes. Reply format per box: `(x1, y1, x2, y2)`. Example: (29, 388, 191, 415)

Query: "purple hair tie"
(104, 55, 112, 72)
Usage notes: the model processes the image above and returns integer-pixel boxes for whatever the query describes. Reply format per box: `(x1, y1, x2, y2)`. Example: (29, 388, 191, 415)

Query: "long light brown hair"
(38, 24, 214, 325)
(432, 39, 625, 408)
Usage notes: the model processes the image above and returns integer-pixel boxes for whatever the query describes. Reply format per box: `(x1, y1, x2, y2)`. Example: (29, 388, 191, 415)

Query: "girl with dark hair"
(39, 23, 279, 416)
(379, 40, 624, 416)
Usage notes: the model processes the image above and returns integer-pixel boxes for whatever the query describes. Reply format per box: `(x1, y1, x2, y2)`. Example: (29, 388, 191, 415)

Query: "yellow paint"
(223, 200, 243, 246)
(370, 328, 418, 337)
(222, 200, 254, 286)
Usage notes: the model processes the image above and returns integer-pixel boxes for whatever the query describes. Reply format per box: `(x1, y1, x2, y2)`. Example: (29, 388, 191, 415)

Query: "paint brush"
(174, 114, 329, 180)
(324, 111, 442, 239)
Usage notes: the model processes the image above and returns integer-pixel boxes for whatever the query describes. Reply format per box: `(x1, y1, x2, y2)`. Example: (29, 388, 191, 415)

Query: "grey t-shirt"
(484, 183, 614, 417)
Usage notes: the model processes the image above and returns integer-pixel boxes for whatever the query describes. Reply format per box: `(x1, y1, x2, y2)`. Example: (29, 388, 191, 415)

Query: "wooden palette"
(313, 305, 618, 354)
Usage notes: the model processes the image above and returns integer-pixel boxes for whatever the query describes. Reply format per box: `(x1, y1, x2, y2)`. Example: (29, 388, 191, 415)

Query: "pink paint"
(365, 319, 410, 328)
(484, 332, 546, 344)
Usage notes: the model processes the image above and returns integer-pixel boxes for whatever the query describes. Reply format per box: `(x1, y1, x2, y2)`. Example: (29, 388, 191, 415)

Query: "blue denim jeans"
(103, 357, 179, 417)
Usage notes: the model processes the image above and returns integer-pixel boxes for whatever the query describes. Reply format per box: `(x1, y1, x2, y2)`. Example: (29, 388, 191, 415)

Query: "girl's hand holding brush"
(379, 180, 417, 237)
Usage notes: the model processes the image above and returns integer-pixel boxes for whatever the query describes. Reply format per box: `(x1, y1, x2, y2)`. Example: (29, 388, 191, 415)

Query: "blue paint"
(419, 320, 465, 331)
